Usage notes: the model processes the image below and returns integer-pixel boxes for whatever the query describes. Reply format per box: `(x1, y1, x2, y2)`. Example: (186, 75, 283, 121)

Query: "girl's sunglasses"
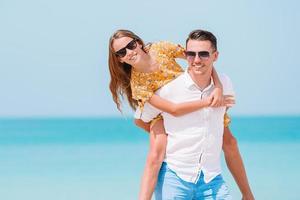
(114, 39, 137, 58)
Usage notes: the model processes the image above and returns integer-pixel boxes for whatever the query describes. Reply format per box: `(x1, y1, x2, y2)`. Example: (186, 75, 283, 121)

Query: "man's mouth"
(193, 64, 204, 69)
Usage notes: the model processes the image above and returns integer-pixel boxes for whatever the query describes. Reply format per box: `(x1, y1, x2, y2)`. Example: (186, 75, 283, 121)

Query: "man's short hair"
(186, 29, 217, 51)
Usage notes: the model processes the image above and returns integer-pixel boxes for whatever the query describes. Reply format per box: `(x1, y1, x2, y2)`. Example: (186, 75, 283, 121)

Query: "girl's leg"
(139, 118, 167, 200)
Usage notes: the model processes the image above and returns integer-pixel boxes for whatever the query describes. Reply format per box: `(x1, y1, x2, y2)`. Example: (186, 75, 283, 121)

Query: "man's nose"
(193, 55, 201, 63)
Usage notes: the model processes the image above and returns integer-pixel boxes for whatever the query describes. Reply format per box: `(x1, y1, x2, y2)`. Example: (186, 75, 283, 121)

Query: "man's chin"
(192, 69, 205, 75)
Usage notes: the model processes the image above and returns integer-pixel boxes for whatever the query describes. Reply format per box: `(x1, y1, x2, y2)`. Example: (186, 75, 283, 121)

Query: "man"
(135, 29, 254, 199)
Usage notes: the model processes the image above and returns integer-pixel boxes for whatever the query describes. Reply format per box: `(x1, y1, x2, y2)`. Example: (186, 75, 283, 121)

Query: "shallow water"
(0, 117, 299, 200)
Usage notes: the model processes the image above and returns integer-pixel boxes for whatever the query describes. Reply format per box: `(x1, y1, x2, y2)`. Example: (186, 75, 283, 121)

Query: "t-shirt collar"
(184, 70, 214, 92)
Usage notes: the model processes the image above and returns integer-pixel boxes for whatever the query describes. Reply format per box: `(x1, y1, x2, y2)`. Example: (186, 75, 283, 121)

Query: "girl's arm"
(212, 66, 223, 89)
(148, 94, 212, 117)
(148, 88, 234, 118)
(210, 67, 223, 107)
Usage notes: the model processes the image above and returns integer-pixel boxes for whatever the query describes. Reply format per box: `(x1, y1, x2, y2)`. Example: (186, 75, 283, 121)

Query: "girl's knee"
(150, 119, 166, 136)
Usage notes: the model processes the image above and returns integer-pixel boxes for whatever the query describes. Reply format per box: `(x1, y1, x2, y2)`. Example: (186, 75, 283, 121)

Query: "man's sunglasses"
(114, 39, 137, 58)
(185, 51, 212, 60)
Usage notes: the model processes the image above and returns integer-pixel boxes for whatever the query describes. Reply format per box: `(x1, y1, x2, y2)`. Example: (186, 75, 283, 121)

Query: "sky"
(0, 0, 299, 117)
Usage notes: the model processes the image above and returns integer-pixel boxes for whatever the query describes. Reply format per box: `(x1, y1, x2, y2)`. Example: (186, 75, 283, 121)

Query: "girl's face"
(112, 36, 145, 66)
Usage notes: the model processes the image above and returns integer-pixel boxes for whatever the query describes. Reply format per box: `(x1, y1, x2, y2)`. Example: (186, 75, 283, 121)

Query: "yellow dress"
(131, 41, 231, 127)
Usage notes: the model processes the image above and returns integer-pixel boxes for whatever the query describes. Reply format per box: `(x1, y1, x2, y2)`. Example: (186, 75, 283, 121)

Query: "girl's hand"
(204, 96, 214, 107)
(210, 87, 223, 107)
(222, 95, 235, 108)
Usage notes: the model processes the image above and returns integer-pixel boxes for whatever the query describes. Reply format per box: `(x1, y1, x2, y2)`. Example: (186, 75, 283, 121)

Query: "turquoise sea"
(0, 116, 300, 200)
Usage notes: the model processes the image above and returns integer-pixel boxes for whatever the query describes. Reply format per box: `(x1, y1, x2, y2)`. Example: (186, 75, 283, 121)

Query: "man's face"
(185, 40, 218, 76)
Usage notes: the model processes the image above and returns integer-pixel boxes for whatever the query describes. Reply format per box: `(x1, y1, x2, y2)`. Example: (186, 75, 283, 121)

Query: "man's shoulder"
(219, 73, 231, 82)
(219, 73, 234, 95)
(160, 73, 185, 88)
(156, 73, 185, 95)
(218, 73, 232, 84)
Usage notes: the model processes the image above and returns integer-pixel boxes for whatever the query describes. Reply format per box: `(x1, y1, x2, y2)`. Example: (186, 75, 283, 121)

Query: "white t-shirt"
(135, 71, 235, 183)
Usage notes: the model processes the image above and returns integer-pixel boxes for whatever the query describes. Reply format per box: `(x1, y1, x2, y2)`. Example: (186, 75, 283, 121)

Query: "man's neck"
(188, 71, 212, 90)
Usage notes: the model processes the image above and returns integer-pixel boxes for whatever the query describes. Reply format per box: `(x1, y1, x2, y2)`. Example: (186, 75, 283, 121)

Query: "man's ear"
(213, 51, 219, 61)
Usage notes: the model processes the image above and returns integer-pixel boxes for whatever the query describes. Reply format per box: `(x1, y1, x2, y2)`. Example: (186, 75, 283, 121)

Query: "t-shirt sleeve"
(220, 74, 235, 127)
(134, 101, 161, 123)
(151, 41, 184, 59)
(221, 74, 235, 96)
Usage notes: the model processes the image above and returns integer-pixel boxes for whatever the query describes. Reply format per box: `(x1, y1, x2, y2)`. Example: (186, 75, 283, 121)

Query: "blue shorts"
(155, 162, 232, 200)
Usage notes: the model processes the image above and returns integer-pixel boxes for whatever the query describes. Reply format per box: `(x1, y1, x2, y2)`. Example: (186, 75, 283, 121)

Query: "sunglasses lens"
(198, 51, 210, 58)
(115, 48, 127, 58)
(185, 51, 196, 57)
(115, 39, 137, 58)
(127, 40, 137, 50)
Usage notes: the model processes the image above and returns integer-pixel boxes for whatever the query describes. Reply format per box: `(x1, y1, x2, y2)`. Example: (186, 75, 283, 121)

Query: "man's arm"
(223, 127, 255, 200)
